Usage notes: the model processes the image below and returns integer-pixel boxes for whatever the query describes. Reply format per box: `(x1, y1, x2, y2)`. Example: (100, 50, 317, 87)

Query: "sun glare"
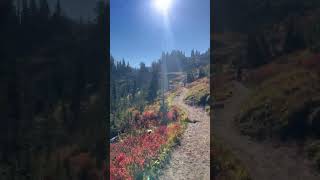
(153, 0, 172, 15)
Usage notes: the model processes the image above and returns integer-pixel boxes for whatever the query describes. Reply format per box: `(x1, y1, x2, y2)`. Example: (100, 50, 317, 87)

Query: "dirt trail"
(159, 88, 210, 180)
(214, 81, 320, 180)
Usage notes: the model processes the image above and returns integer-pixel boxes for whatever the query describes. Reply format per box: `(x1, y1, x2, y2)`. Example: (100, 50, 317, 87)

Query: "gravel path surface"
(159, 87, 210, 180)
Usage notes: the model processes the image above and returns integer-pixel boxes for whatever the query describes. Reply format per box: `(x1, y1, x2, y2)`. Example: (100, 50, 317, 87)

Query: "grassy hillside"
(238, 49, 320, 139)
(239, 68, 320, 139)
(236, 51, 320, 170)
(184, 77, 210, 107)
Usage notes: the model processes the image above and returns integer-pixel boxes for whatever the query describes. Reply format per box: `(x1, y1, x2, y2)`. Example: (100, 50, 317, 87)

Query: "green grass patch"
(167, 91, 177, 108)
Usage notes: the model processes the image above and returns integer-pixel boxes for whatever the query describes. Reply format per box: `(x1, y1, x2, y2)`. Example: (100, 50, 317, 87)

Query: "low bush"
(110, 123, 184, 179)
(110, 105, 187, 179)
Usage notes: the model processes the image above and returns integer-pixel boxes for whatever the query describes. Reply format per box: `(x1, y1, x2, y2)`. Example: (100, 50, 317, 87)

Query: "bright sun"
(153, 0, 173, 15)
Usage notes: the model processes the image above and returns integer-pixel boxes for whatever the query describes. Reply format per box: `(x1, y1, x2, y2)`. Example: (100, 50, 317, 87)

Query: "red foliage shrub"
(167, 111, 175, 121)
(167, 107, 179, 121)
(133, 110, 160, 129)
(110, 106, 184, 179)
(142, 111, 157, 120)
(110, 124, 182, 179)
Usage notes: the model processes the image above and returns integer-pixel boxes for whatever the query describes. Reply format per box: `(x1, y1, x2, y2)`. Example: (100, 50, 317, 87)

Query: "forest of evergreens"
(214, 0, 320, 69)
(0, 0, 108, 179)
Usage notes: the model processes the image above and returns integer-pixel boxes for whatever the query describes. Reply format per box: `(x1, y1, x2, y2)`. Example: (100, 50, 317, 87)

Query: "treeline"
(214, 0, 320, 32)
(110, 56, 160, 137)
(214, 0, 320, 68)
(2, 0, 72, 58)
(159, 49, 210, 72)
(110, 49, 210, 137)
(0, 1, 108, 180)
(245, 13, 320, 68)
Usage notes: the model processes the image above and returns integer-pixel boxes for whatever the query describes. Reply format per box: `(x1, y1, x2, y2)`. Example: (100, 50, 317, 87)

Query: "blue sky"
(111, 0, 210, 67)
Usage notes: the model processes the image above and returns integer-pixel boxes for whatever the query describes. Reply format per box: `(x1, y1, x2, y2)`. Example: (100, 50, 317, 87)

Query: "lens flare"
(153, 0, 172, 15)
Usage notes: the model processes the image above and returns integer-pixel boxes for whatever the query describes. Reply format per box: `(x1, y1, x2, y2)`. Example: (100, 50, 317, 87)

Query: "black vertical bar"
(210, 0, 215, 179)
(106, 0, 110, 180)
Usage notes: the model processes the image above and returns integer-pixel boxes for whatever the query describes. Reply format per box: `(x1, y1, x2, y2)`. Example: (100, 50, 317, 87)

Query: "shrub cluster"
(110, 106, 186, 179)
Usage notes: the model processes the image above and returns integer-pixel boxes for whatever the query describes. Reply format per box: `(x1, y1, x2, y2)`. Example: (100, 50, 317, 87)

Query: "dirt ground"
(159, 88, 210, 180)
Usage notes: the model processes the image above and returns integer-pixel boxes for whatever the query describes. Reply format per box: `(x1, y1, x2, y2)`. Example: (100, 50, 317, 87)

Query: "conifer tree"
(284, 19, 305, 53)
(147, 66, 159, 102)
(29, 0, 38, 18)
(198, 68, 206, 78)
(191, 49, 195, 58)
(39, 0, 50, 21)
(54, 0, 61, 18)
(21, 0, 30, 25)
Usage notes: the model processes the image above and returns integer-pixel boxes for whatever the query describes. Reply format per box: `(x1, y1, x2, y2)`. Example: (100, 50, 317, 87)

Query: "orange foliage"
(142, 110, 157, 120)
(167, 106, 179, 121)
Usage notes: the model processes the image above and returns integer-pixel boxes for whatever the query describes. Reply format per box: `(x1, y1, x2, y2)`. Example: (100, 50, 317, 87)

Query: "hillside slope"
(214, 81, 320, 180)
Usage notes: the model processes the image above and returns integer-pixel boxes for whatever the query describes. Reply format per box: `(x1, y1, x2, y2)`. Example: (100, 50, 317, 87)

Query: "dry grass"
(239, 67, 320, 138)
(184, 77, 210, 106)
(213, 140, 251, 180)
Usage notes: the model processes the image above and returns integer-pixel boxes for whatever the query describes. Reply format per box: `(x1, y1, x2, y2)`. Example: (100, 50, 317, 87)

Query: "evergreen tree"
(198, 68, 206, 78)
(284, 19, 305, 53)
(191, 49, 195, 58)
(53, 0, 62, 18)
(139, 62, 146, 72)
(29, 0, 38, 18)
(29, 0, 39, 41)
(111, 80, 117, 109)
(247, 32, 268, 68)
(0, 0, 17, 25)
(187, 71, 194, 83)
(39, 0, 50, 21)
(0, 0, 18, 58)
(21, 0, 30, 25)
(195, 50, 200, 56)
(131, 80, 137, 98)
(147, 67, 159, 102)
